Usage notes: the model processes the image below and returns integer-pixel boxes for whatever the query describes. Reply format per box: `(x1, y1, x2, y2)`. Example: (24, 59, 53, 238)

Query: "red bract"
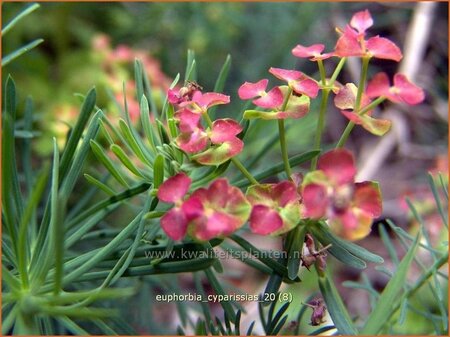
(158, 175, 251, 241)
(192, 118, 244, 165)
(334, 10, 402, 62)
(366, 72, 425, 105)
(292, 44, 334, 61)
(269, 67, 319, 98)
(335, 83, 391, 136)
(246, 181, 301, 235)
(182, 179, 251, 241)
(238, 79, 284, 109)
(184, 91, 231, 113)
(301, 149, 382, 240)
(157, 173, 192, 241)
(174, 109, 208, 153)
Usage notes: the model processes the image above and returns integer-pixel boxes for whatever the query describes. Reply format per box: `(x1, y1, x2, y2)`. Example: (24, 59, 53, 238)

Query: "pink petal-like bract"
(334, 26, 364, 57)
(191, 211, 240, 241)
(157, 173, 192, 203)
(366, 36, 402, 62)
(176, 129, 208, 153)
(350, 10, 373, 34)
(269, 67, 303, 82)
(272, 181, 299, 207)
(238, 79, 269, 99)
(210, 118, 242, 143)
(292, 44, 325, 58)
(168, 88, 181, 104)
(353, 182, 382, 218)
(366, 72, 391, 99)
(249, 205, 284, 235)
(253, 86, 284, 109)
(291, 78, 319, 98)
(341, 110, 391, 136)
(175, 108, 202, 133)
(393, 74, 425, 105)
(302, 183, 329, 219)
(318, 149, 356, 185)
(192, 91, 230, 110)
(160, 208, 188, 241)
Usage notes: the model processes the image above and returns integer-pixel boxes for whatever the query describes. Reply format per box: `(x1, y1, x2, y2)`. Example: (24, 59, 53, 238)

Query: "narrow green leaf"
(428, 173, 448, 228)
(185, 49, 197, 82)
(134, 59, 145, 107)
(60, 110, 102, 197)
(98, 118, 115, 145)
(318, 271, 357, 335)
(2, 3, 40, 35)
(204, 268, 236, 322)
(1, 304, 18, 335)
(311, 225, 366, 269)
(153, 154, 165, 189)
(194, 273, 212, 325)
(2, 266, 21, 293)
(378, 223, 399, 265)
(111, 144, 145, 179)
(83, 173, 116, 195)
(156, 119, 170, 144)
(360, 231, 421, 335)
(313, 222, 383, 264)
(66, 182, 150, 229)
(118, 119, 152, 166)
(51, 140, 63, 295)
(234, 150, 320, 188)
(17, 166, 49, 289)
(2, 39, 44, 66)
(90, 139, 129, 187)
(286, 225, 306, 280)
(209, 54, 232, 119)
(140, 59, 158, 117)
(140, 95, 157, 152)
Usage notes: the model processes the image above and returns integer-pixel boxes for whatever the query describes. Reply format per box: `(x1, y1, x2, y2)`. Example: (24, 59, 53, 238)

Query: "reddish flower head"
(269, 67, 320, 98)
(334, 10, 402, 62)
(301, 149, 382, 240)
(238, 79, 284, 109)
(246, 181, 301, 236)
(334, 83, 391, 136)
(157, 173, 192, 241)
(158, 175, 251, 241)
(366, 72, 425, 105)
(182, 179, 251, 241)
(292, 44, 334, 61)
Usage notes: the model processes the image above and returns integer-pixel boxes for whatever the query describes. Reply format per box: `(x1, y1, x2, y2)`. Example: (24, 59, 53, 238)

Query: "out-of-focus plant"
(2, 4, 448, 336)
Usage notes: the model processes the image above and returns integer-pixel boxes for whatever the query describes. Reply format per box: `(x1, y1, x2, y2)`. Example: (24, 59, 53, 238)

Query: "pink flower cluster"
(158, 149, 382, 241)
(238, 10, 424, 135)
(168, 85, 244, 165)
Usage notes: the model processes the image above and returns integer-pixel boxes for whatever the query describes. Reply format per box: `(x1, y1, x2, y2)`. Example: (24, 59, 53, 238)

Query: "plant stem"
(311, 89, 330, 170)
(317, 59, 327, 86)
(330, 57, 347, 85)
(203, 112, 258, 185)
(278, 87, 293, 178)
(336, 56, 370, 148)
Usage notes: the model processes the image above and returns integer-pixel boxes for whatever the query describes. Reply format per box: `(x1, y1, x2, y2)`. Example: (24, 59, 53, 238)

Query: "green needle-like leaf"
(204, 268, 236, 322)
(360, 231, 421, 335)
(2, 3, 40, 35)
(83, 173, 116, 196)
(2, 39, 44, 66)
(90, 140, 129, 188)
(118, 119, 153, 166)
(318, 270, 357, 335)
(153, 154, 165, 189)
(111, 144, 146, 179)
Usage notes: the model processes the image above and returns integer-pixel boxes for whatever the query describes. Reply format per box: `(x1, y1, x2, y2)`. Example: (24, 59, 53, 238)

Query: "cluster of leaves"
(2, 4, 448, 336)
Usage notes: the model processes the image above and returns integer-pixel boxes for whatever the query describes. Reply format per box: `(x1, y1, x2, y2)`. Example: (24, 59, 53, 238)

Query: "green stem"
(317, 60, 327, 86)
(231, 158, 258, 185)
(329, 57, 347, 85)
(278, 87, 293, 178)
(336, 56, 370, 148)
(203, 112, 258, 185)
(311, 89, 330, 169)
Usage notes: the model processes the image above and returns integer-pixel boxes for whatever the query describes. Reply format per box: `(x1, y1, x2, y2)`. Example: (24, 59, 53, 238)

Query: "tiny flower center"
(332, 185, 353, 213)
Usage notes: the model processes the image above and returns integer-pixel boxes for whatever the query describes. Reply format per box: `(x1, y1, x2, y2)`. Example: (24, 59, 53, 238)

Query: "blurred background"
(2, 2, 448, 335)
